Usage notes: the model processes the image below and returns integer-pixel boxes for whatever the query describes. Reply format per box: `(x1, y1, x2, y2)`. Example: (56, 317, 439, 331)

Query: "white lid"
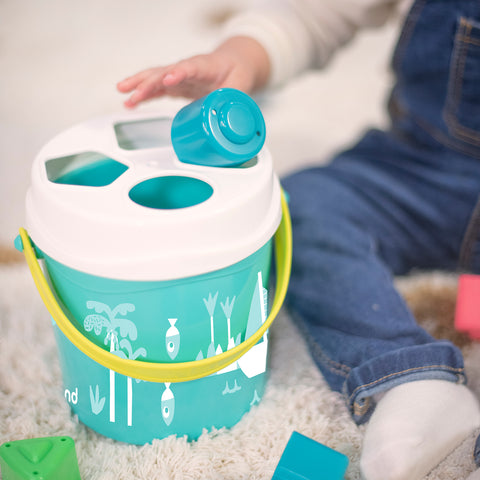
(26, 110, 281, 281)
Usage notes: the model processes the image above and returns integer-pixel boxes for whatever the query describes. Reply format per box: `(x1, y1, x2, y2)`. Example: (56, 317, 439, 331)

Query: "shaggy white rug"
(1, 263, 479, 479)
(3, 2, 480, 478)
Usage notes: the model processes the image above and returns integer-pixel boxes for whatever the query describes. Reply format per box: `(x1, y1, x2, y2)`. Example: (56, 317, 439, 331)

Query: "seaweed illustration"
(83, 301, 137, 423)
(203, 292, 218, 358)
(114, 338, 147, 426)
(220, 296, 236, 351)
(89, 384, 106, 415)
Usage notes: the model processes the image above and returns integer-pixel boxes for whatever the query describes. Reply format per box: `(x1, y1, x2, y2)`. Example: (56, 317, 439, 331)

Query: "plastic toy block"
(272, 431, 349, 480)
(455, 274, 480, 340)
(0, 436, 81, 480)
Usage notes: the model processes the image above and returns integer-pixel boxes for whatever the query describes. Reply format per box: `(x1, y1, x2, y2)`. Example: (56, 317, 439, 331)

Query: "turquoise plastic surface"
(128, 175, 213, 209)
(171, 88, 266, 167)
(272, 432, 349, 480)
(42, 241, 273, 444)
(0, 437, 81, 480)
(51, 157, 128, 187)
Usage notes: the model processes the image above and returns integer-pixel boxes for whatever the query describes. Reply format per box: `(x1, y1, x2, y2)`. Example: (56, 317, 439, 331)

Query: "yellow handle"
(19, 190, 292, 383)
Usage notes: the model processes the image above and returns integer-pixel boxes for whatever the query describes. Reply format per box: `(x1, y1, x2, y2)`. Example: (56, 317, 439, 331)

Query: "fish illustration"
(165, 318, 180, 360)
(161, 383, 175, 426)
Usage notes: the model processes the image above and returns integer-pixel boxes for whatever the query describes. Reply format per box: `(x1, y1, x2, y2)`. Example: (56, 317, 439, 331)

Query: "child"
(117, 1, 480, 478)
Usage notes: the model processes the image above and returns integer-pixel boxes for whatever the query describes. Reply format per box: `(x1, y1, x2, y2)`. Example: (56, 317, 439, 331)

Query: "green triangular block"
(0, 436, 81, 480)
(18, 439, 53, 464)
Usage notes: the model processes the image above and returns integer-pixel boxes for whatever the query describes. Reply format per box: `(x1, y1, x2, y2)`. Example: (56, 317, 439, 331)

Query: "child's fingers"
(119, 56, 219, 107)
(117, 75, 144, 93)
(164, 57, 214, 86)
(162, 68, 187, 87)
(117, 79, 135, 93)
(124, 95, 144, 109)
(123, 73, 167, 108)
(117, 69, 160, 93)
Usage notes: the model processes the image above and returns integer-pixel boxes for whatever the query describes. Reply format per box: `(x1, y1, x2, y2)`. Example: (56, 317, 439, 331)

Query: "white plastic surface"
(26, 110, 282, 280)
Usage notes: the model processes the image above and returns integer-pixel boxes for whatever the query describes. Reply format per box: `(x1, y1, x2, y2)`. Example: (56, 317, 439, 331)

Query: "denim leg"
(281, 131, 475, 424)
(280, 0, 480, 425)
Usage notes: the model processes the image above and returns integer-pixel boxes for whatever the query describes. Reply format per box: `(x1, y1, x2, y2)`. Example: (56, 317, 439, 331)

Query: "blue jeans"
(282, 0, 480, 424)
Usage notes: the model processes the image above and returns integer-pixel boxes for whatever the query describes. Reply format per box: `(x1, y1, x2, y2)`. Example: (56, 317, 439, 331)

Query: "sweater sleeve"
(222, 0, 402, 87)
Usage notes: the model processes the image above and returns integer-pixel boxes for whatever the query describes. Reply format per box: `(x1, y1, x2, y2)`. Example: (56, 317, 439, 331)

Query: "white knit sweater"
(224, 0, 412, 87)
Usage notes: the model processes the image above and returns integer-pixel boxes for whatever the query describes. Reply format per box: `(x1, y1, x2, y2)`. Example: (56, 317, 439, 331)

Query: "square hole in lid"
(114, 117, 172, 150)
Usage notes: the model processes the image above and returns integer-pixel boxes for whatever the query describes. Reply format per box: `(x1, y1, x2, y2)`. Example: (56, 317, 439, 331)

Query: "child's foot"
(360, 379, 480, 480)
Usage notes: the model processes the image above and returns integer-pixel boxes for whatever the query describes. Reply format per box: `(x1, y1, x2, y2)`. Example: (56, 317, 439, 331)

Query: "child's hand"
(117, 55, 244, 108)
(117, 37, 270, 108)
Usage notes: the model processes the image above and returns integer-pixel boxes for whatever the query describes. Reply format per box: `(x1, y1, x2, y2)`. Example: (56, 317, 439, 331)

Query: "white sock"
(466, 469, 480, 480)
(360, 380, 480, 480)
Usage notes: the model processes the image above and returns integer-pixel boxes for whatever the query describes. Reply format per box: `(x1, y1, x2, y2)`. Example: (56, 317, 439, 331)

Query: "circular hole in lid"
(129, 176, 213, 210)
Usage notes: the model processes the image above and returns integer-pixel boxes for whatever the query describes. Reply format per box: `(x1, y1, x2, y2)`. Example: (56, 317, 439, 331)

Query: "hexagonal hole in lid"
(129, 176, 213, 209)
(45, 152, 128, 187)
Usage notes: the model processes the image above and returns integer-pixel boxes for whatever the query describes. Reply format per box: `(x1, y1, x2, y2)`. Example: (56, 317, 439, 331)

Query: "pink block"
(455, 274, 480, 340)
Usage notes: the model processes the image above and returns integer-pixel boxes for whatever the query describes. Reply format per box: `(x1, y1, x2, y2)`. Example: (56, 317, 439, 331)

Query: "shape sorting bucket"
(19, 91, 291, 444)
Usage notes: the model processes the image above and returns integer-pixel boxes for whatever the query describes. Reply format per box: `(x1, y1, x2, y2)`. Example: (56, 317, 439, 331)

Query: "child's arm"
(117, 36, 270, 108)
(118, 0, 398, 108)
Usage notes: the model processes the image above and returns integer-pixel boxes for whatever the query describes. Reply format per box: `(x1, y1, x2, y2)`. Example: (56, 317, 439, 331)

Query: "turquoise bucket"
(44, 242, 272, 444)
(19, 98, 291, 445)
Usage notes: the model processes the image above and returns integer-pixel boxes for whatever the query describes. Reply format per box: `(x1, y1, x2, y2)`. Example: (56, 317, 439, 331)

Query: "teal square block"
(272, 431, 349, 480)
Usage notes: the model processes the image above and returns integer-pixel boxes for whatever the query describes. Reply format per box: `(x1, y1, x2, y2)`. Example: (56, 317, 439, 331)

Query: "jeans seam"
(391, 0, 427, 74)
(391, 11, 480, 158)
(407, 112, 480, 159)
(444, 18, 480, 147)
(348, 364, 465, 406)
(459, 195, 480, 271)
(292, 310, 351, 377)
